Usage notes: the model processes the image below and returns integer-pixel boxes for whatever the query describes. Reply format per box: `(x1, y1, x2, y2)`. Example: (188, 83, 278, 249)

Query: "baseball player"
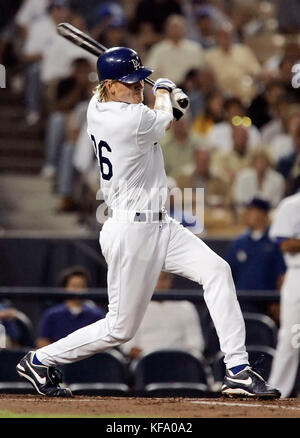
(268, 176, 300, 397)
(17, 47, 280, 399)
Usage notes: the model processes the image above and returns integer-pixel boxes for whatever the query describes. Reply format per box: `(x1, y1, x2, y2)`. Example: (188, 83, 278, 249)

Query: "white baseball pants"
(269, 268, 300, 397)
(36, 215, 249, 369)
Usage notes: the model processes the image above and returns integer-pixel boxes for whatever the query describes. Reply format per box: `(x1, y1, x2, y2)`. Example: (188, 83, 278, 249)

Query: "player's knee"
(109, 327, 135, 345)
(210, 257, 232, 278)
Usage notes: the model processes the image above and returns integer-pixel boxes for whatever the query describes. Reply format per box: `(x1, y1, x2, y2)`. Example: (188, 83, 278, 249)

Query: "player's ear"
(104, 79, 114, 96)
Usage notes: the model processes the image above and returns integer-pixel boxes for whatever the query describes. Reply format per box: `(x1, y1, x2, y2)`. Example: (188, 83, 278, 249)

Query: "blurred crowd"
(0, 0, 300, 235)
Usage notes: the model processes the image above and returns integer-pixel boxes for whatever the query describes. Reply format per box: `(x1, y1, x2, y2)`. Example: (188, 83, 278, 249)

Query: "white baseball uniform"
(268, 192, 300, 397)
(36, 95, 248, 370)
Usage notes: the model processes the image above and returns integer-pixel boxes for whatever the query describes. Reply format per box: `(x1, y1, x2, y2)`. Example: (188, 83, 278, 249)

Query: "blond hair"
(94, 79, 117, 102)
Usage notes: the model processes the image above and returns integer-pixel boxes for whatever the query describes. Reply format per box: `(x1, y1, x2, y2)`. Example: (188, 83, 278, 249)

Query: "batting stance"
(17, 47, 280, 398)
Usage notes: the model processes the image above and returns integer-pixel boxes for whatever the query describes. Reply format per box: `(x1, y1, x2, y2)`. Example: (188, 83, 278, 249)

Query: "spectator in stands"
(277, 122, 300, 195)
(203, 22, 262, 104)
(36, 266, 105, 348)
(145, 14, 204, 85)
(174, 145, 230, 210)
(91, 3, 131, 49)
(264, 40, 300, 74)
(211, 124, 253, 185)
(160, 116, 203, 177)
(229, 0, 263, 42)
(232, 148, 286, 209)
(267, 104, 300, 165)
(278, 56, 300, 104)
(225, 197, 286, 314)
(41, 10, 95, 110)
(193, 6, 216, 49)
(15, 0, 48, 35)
(206, 97, 261, 153)
(120, 271, 205, 360)
(40, 57, 93, 179)
(247, 80, 286, 130)
(174, 144, 232, 234)
(261, 94, 291, 146)
(192, 89, 224, 136)
(183, 67, 216, 120)
(0, 301, 33, 348)
(55, 79, 96, 213)
(131, 0, 182, 35)
(22, 0, 72, 125)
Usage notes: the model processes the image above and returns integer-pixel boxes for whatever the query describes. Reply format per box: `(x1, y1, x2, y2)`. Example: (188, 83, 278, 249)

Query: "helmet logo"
(131, 59, 140, 70)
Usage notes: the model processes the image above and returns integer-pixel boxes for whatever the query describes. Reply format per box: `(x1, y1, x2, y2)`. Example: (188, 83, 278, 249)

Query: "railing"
(0, 287, 280, 302)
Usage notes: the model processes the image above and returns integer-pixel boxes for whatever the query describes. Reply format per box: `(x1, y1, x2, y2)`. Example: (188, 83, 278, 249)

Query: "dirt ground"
(0, 394, 300, 418)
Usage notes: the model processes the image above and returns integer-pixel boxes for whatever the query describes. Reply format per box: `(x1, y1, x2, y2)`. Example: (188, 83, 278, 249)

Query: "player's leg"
(163, 218, 248, 369)
(163, 218, 280, 398)
(29, 220, 168, 366)
(268, 270, 300, 397)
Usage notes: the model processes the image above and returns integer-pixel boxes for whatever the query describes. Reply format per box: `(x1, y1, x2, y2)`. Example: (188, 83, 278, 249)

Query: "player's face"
(108, 80, 144, 104)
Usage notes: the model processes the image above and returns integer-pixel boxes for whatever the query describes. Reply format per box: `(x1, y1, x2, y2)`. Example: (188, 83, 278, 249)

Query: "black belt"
(108, 209, 164, 222)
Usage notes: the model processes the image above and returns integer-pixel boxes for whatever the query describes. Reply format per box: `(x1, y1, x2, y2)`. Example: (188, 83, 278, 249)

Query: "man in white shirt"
(17, 46, 280, 400)
(268, 176, 300, 397)
(233, 148, 285, 209)
(206, 97, 261, 154)
(23, 0, 71, 124)
(146, 14, 204, 85)
(121, 271, 205, 359)
(203, 22, 262, 104)
(15, 0, 49, 31)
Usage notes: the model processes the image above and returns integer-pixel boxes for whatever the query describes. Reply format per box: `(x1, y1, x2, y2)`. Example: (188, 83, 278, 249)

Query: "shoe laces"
(250, 354, 267, 380)
(48, 367, 63, 386)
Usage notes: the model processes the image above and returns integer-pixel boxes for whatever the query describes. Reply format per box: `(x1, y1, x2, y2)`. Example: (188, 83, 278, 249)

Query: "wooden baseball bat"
(57, 22, 189, 108)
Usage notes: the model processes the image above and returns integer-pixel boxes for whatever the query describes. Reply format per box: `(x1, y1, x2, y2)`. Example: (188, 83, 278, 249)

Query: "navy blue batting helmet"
(97, 47, 153, 84)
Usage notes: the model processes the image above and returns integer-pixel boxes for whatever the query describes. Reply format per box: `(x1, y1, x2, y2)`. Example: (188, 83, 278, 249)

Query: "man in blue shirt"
(36, 266, 106, 348)
(225, 198, 286, 315)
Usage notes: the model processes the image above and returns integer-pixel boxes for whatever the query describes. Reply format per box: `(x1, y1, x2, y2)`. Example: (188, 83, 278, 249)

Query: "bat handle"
(145, 77, 155, 87)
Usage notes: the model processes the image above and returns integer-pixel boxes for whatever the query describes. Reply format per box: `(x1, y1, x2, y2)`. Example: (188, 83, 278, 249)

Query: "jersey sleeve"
(269, 201, 296, 240)
(137, 105, 173, 149)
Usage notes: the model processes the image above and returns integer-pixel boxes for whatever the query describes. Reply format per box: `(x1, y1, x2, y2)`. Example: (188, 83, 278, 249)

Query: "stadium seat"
(243, 313, 278, 348)
(211, 345, 276, 385)
(0, 348, 35, 394)
(203, 312, 278, 362)
(131, 349, 215, 397)
(62, 349, 130, 396)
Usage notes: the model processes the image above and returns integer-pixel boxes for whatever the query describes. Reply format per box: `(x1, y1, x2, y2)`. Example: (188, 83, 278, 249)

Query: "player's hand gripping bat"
(57, 22, 189, 119)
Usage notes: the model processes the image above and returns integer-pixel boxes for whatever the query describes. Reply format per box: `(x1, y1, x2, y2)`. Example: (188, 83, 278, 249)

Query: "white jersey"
(87, 95, 173, 211)
(269, 192, 300, 268)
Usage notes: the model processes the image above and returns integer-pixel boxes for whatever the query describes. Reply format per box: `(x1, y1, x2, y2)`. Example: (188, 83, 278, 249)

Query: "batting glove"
(152, 78, 176, 94)
(171, 88, 190, 120)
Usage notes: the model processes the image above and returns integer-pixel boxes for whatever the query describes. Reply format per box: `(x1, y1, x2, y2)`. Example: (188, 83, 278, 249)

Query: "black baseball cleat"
(221, 366, 281, 399)
(16, 351, 73, 397)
